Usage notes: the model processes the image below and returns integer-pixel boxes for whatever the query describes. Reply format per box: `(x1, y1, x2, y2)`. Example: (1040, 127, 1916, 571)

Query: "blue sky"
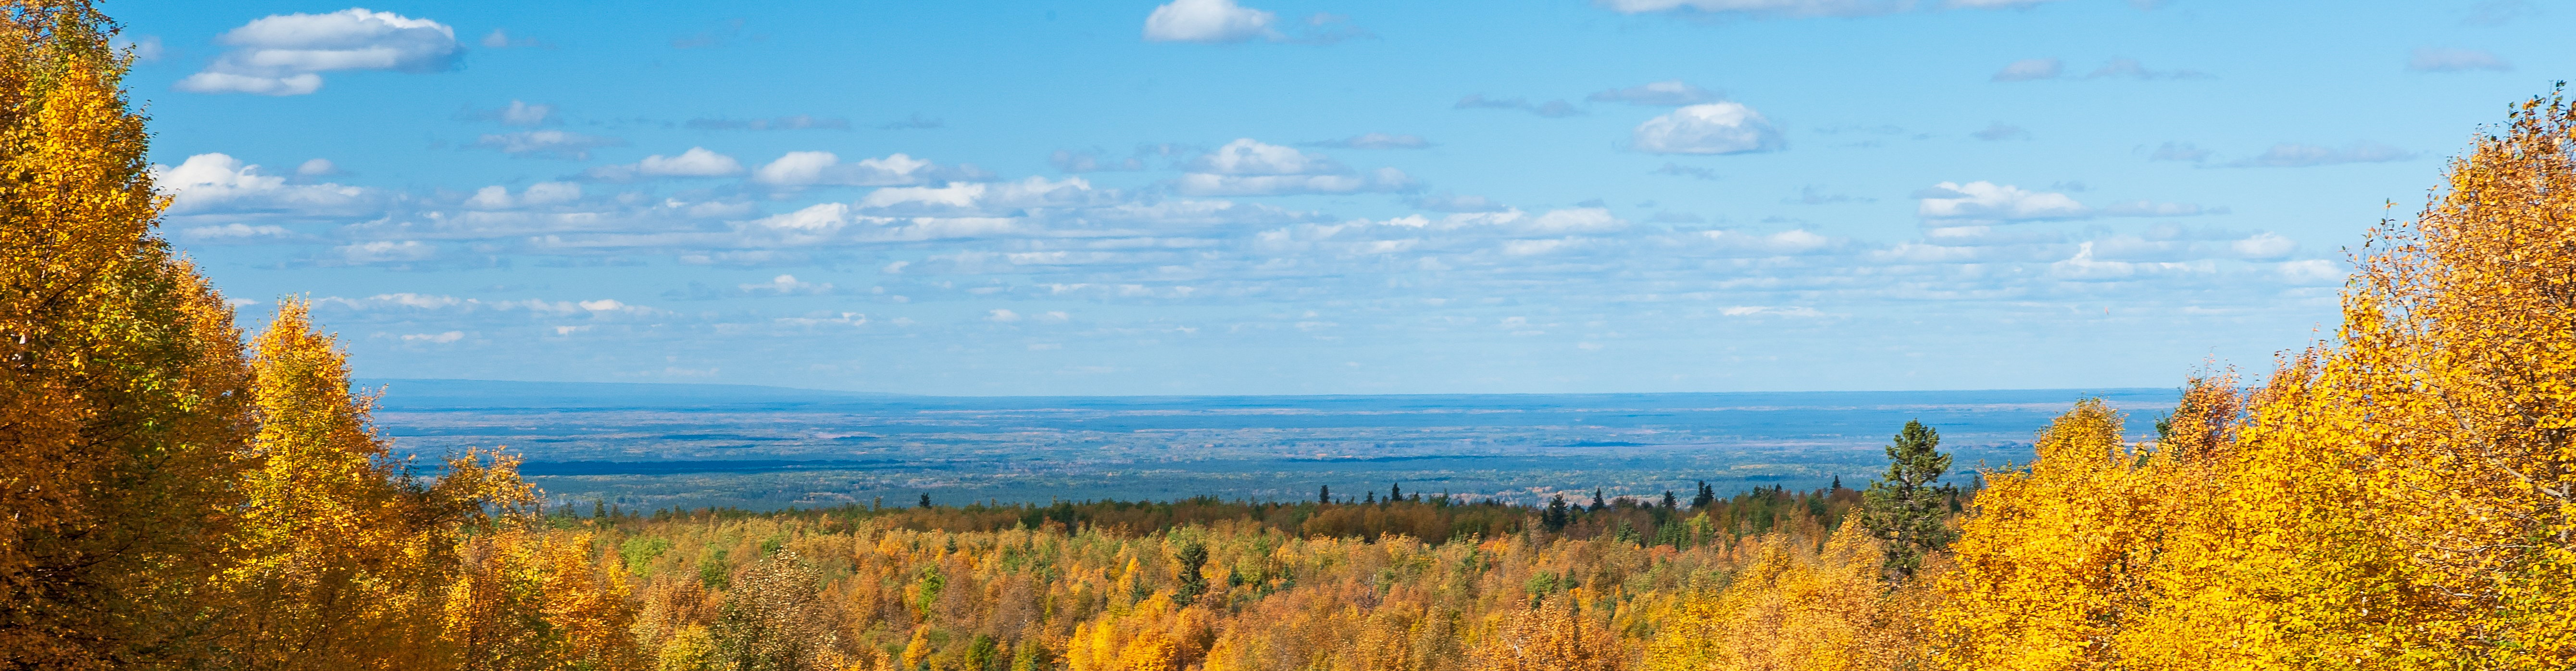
(122, 0, 2556, 395)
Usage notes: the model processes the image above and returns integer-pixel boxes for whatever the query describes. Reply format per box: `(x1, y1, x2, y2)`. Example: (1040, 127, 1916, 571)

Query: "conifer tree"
(1589, 488, 1606, 512)
(1860, 419, 1957, 583)
(1318, 485, 1329, 505)
(1691, 481, 1716, 510)
(1543, 494, 1571, 532)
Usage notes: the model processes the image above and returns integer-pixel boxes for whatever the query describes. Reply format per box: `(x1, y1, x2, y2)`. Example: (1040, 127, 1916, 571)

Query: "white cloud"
(337, 240, 436, 264)
(2409, 48, 2511, 73)
(586, 147, 745, 181)
(1631, 102, 1785, 155)
(474, 130, 624, 160)
(1174, 168, 1414, 196)
(1915, 181, 2085, 222)
(401, 331, 465, 343)
(178, 223, 296, 241)
(1991, 58, 2063, 81)
(1143, 0, 1277, 43)
(2278, 259, 2343, 284)
(859, 176, 1105, 215)
(2223, 142, 2415, 168)
(2229, 233, 2297, 260)
(499, 100, 553, 126)
(741, 274, 833, 295)
(177, 9, 460, 96)
(988, 308, 1023, 322)
(752, 152, 940, 187)
(462, 182, 581, 210)
(152, 153, 375, 217)
(1193, 139, 1343, 175)
(296, 158, 342, 176)
(1588, 80, 1723, 106)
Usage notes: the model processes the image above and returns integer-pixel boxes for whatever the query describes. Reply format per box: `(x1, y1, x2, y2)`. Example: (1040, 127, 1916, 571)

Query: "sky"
(116, 0, 2561, 395)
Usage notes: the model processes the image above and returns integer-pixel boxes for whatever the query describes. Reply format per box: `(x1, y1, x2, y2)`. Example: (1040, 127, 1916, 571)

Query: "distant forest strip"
(7, 1, 2576, 669)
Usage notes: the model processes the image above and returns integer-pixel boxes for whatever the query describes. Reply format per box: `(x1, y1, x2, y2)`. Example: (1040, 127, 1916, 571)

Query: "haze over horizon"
(127, 0, 2554, 395)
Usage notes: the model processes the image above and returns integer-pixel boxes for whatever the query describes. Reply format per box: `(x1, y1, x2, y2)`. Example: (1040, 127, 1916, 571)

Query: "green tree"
(1859, 419, 1958, 583)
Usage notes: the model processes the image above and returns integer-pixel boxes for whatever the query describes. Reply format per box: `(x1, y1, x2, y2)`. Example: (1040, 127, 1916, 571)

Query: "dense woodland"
(7, 1, 2576, 669)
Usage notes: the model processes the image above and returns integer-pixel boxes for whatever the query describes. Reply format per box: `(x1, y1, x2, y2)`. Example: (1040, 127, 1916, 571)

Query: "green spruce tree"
(1860, 419, 1959, 584)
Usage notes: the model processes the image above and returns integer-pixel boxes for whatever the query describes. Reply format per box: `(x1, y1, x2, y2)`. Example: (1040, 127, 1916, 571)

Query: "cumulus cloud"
(152, 153, 376, 217)
(177, 223, 298, 241)
(2230, 232, 2297, 260)
(1915, 181, 2086, 222)
(1303, 133, 1432, 150)
(296, 158, 343, 177)
(336, 240, 437, 264)
(1191, 139, 1343, 175)
(1173, 169, 1415, 197)
(2222, 142, 2416, 168)
(473, 130, 624, 160)
(1144, 0, 1277, 42)
(1916, 181, 2215, 223)
(1587, 80, 1724, 106)
(584, 147, 745, 181)
(1631, 102, 1785, 155)
(401, 331, 465, 343)
(461, 182, 581, 210)
(177, 9, 460, 96)
(2408, 48, 2511, 73)
(1454, 94, 1583, 118)
(752, 152, 958, 187)
(1167, 139, 1415, 196)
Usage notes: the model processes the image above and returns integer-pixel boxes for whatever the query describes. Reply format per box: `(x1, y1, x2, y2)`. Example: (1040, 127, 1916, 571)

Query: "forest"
(5, 1, 2576, 669)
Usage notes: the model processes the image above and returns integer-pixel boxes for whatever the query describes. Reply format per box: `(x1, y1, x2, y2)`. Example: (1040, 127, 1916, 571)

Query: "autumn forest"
(7, 2, 2576, 669)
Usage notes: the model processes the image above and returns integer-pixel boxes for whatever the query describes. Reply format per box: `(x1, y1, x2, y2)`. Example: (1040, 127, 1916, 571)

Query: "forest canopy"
(3, 1, 2575, 669)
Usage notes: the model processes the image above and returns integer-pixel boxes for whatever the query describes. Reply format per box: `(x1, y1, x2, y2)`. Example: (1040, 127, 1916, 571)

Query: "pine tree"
(1589, 488, 1606, 512)
(1543, 494, 1571, 532)
(1691, 481, 1716, 510)
(1660, 491, 1677, 510)
(1318, 485, 1330, 505)
(1860, 419, 1958, 583)
(1389, 482, 1401, 502)
(918, 494, 933, 508)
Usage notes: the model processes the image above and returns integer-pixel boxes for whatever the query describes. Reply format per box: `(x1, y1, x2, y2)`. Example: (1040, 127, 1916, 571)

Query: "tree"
(1172, 541, 1209, 606)
(1543, 495, 1572, 532)
(1390, 482, 1401, 502)
(1691, 481, 1716, 510)
(0, 4, 255, 663)
(918, 493, 932, 509)
(1588, 488, 1606, 512)
(1318, 484, 1330, 505)
(1859, 419, 1957, 583)
(1660, 491, 1677, 510)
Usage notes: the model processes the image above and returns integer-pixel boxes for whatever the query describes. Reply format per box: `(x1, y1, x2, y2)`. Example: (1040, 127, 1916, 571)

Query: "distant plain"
(363, 380, 2179, 510)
